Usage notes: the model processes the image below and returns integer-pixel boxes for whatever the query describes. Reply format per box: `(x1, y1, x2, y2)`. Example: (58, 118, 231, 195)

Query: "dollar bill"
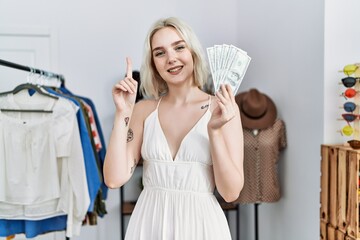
(206, 47, 216, 90)
(207, 44, 251, 94)
(221, 48, 251, 94)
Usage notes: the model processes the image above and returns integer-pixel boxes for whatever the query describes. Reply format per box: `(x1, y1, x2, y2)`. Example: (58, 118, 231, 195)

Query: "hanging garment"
(0, 59, 107, 237)
(0, 87, 107, 237)
(236, 119, 287, 204)
(45, 88, 102, 213)
(0, 216, 67, 239)
(54, 85, 108, 220)
(0, 91, 90, 237)
(58, 86, 108, 201)
(125, 98, 231, 240)
(83, 101, 102, 152)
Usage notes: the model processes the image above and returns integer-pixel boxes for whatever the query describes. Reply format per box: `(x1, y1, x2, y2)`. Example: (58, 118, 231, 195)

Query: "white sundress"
(125, 97, 232, 240)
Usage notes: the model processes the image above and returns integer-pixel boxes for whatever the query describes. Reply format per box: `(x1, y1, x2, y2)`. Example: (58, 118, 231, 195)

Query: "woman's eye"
(175, 45, 185, 51)
(154, 51, 164, 57)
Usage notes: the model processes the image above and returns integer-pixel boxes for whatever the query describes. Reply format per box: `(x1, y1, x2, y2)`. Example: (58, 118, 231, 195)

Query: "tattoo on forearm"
(127, 128, 134, 142)
(130, 158, 138, 174)
(124, 117, 130, 127)
(201, 104, 209, 109)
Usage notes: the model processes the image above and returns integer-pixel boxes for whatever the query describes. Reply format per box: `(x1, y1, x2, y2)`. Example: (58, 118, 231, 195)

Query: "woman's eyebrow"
(172, 40, 185, 46)
(152, 40, 186, 53)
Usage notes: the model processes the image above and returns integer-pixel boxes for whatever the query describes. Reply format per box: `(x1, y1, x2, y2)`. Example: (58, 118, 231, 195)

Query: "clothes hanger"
(0, 69, 59, 100)
(0, 108, 53, 113)
(0, 84, 56, 113)
(0, 71, 58, 113)
(5, 83, 59, 99)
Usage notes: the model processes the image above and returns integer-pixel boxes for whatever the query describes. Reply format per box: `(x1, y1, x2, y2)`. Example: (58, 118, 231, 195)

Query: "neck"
(164, 85, 203, 105)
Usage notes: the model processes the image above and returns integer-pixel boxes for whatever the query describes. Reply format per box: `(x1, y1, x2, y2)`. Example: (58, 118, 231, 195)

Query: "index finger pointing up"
(126, 57, 133, 78)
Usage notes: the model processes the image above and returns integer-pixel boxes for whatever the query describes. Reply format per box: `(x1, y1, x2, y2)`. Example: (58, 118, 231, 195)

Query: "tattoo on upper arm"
(130, 158, 138, 174)
(127, 128, 134, 142)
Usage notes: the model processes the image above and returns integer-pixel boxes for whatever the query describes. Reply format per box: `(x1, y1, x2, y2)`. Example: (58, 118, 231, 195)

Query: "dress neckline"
(156, 95, 211, 161)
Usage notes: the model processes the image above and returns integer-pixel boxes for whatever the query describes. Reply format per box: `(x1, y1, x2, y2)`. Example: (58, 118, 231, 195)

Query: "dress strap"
(156, 97, 162, 109)
(207, 95, 212, 108)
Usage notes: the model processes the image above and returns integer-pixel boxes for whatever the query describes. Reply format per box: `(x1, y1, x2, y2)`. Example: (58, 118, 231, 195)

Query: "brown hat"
(235, 88, 277, 129)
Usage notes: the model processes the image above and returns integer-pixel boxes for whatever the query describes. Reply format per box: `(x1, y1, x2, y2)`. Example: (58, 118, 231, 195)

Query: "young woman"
(104, 17, 244, 240)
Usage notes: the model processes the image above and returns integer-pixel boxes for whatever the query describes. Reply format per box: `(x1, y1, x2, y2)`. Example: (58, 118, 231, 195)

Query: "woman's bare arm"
(103, 57, 144, 188)
(103, 102, 144, 189)
(208, 84, 244, 202)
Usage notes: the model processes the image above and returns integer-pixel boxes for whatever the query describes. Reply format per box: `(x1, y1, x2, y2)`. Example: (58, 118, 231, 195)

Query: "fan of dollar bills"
(207, 44, 251, 94)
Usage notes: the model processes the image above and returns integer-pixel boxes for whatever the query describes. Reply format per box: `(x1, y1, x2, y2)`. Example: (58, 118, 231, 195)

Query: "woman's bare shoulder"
(135, 98, 158, 109)
(133, 98, 159, 119)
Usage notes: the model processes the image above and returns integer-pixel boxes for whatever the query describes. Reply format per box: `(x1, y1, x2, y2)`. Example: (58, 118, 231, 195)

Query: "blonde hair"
(140, 17, 209, 99)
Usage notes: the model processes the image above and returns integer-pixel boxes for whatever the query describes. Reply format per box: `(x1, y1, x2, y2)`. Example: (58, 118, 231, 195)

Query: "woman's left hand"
(208, 84, 238, 130)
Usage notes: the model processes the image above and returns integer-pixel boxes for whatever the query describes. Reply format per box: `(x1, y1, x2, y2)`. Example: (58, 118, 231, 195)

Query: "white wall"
(0, 0, 329, 239)
(236, 0, 324, 239)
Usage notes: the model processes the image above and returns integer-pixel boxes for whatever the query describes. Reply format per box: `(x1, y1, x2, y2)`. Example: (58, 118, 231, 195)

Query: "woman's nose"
(167, 50, 177, 64)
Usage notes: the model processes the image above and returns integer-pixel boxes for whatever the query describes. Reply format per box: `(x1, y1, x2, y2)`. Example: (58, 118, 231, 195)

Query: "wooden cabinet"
(320, 145, 359, 240)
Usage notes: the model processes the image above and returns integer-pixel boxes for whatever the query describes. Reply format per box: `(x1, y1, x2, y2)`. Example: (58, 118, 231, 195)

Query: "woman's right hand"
(112, 57, 138, 112)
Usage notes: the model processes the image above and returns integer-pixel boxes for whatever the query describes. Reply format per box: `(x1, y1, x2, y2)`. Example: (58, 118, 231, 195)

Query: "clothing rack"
(0, 58, 70, 240)
(0, 58, 65, 83)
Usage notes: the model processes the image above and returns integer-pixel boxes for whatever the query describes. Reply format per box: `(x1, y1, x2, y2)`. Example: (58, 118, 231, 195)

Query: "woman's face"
(151, 27, 194, 86)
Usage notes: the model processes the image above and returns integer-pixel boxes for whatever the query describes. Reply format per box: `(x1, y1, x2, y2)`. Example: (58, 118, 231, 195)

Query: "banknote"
(206, 47, 216, 88)
(207, 44, 251, 94)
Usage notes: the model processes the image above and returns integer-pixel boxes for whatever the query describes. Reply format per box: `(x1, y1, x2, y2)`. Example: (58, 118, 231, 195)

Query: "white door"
(0, 27, 64, 240)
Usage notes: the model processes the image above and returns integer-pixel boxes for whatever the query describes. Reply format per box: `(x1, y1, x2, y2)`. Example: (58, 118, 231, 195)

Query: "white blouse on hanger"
(0, 91, 90, 237)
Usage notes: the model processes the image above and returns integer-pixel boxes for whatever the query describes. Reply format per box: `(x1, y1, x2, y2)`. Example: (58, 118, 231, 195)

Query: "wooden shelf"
(320, 144, 360, 240)
(122, 201, 137, 215)
(216, 195, 238, 211)
(219, 201, 238, 211)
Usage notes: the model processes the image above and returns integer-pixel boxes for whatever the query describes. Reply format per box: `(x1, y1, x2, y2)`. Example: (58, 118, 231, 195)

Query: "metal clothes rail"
(0, 58, 65, 83)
